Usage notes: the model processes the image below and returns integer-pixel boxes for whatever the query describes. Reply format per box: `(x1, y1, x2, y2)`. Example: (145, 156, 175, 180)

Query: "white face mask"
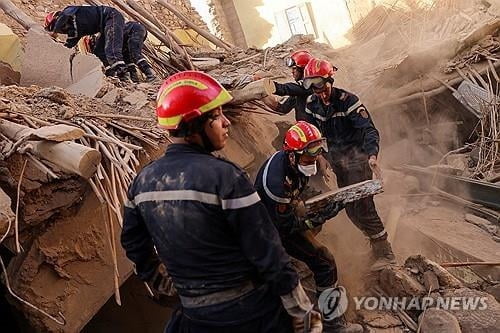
(298, 162, 317, 177)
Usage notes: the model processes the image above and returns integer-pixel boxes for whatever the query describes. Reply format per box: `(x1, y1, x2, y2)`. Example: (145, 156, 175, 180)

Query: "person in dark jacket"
(302, 58, 396, 271)
(44, 6, 129, 80)
(121, 71, 322, 333)
(255, 121, 363, 333)
(84, 21, 156, 82)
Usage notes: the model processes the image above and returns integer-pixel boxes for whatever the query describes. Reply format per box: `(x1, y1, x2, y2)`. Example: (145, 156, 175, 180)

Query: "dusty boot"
(323, 315, 363, 333)
(137, 59, 156, 82)
(105, 62, 131, 82)
(370, 237, 396, 271)
(127, 64, 140, 83)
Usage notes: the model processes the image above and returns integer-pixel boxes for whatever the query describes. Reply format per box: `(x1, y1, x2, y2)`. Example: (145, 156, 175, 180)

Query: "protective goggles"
(285, 57, 297, 68)
(303, 76, 328, 90)
(298, 139, 328, 156)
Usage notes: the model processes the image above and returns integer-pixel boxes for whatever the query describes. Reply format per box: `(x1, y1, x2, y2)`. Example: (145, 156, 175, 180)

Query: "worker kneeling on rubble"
(44, 5, 130, 80)
(302, 58, 396, 271)
(255, 121, 363, 333)
(84, 21, 156, 82)
(121, 71, 322, 333)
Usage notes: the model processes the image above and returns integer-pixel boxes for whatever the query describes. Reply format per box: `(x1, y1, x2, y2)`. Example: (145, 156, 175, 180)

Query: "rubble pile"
(369, 255, 500, 332)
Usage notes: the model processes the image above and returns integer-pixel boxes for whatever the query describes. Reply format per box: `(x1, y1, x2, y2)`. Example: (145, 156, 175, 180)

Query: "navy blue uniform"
(53, 6, 125, 65)
(304, 88, 386, 239)
(273, 81, 312, 121)
(93, 21, 147, 67)
(122, 144, 296, 332)
(255, 151, 337, 291)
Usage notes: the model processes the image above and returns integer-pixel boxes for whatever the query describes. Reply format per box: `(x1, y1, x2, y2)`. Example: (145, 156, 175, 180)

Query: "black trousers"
(165, 284, 293, 333)
(123, 22, 147, 64)
(94, 21, 146, 66)
(330, 157, 386, 239)
(99, 7, 125, 65)
(282, 231, 337, 290)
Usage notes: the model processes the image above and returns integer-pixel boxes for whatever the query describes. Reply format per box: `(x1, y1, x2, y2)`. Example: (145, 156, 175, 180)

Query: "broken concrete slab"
(358, 309, 402, 329)
(418, 308, 461, 333)
(21, 30, 73, 88)
(66, 67, 105, 98)
(123, 90, 149, 109)
(101, 88, 119, 105)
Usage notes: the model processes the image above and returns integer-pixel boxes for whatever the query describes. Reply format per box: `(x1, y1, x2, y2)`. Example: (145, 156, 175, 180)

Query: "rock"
(405, 255, 463, 289)
(423, 271, 440, 292)
(379, 266, 427, 297)
(123, 91, 149, 109)
(358, 309, 402, 328)
(441, 288, 500, 333)
(418, 308, 461, 333)
(101, 88, 119, 105)
(35, 87, 71, 105)
(0, 61, 20, 85)
(485, 284, 500, 302)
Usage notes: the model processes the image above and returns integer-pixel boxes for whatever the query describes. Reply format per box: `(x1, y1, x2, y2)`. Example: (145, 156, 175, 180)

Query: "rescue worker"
(84, 21, 156, 82)
(44, 5, 130, 80)
(121, 71, 322, 333)
(302, 58, 396, 271)
(255, 121, 363, 333)
(267, 50, 314, 120)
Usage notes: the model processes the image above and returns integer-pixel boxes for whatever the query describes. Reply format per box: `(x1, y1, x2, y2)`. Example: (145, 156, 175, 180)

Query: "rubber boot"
(127, 64, 140, 83)
(137, 59, 157, 82)
(370, 237, 396, 271)
(323, 315, 363, 333)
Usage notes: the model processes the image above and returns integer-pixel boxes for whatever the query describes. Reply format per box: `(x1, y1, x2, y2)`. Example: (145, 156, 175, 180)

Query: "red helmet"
(285, 50, 313, 68)
(303, 58, 337, 89)
(44, 11, 60, 31)
(283, 121, 327, 155)
(156, 71, 232, 130)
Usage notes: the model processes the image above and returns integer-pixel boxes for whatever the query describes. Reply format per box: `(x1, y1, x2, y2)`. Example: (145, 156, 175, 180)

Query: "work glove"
(293, 310, 323, 333)
(145, 263, 177, 306)
(320, 200, 345, 221)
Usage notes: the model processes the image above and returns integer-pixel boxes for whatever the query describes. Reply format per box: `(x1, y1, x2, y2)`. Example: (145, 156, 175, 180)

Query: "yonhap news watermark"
(353, 295, 489, 312)
(318, 287, 489, 320)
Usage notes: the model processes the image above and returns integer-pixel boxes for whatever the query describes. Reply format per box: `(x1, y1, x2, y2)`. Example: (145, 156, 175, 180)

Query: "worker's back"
(124, 143, 292, 297)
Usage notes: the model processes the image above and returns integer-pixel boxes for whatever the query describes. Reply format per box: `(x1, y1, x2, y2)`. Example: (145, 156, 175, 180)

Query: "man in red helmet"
(255, 121, 363, 333)
(121, 71, 322, 333)
(44, 5, 130, 80)
(302, 58, 396, 271)
(263, 50, 314, 121)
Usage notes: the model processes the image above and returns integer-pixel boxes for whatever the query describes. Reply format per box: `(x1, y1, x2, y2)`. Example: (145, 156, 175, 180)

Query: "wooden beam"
(0, 0, 44, 32)
(228, 78, 275, 105)
(156, 0, 234, 51)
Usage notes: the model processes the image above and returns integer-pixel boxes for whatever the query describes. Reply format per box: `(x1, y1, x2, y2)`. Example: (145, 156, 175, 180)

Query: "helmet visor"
(303, 76, 327, 90)
(301, 138, 328, 156)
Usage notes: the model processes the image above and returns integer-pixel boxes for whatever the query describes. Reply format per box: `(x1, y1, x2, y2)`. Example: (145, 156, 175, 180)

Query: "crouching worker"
(121, 71, 322, 333)
(255, 121, 363, 333)
(84, 21, 156, 82)
(44, 5, 130, 80)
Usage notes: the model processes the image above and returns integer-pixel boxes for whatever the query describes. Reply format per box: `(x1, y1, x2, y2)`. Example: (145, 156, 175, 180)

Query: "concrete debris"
(123, 90, 149, 109)
(418, 308, 462, 333)
(422, 271, 440, 292)
(358, 310, 402, 329)
(379, 266, 427, 297)
(101, 88, 119, 105)
(0, 61, 20, 85)
(0, 186, 14, 236)
(485, 283, 500, 302)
